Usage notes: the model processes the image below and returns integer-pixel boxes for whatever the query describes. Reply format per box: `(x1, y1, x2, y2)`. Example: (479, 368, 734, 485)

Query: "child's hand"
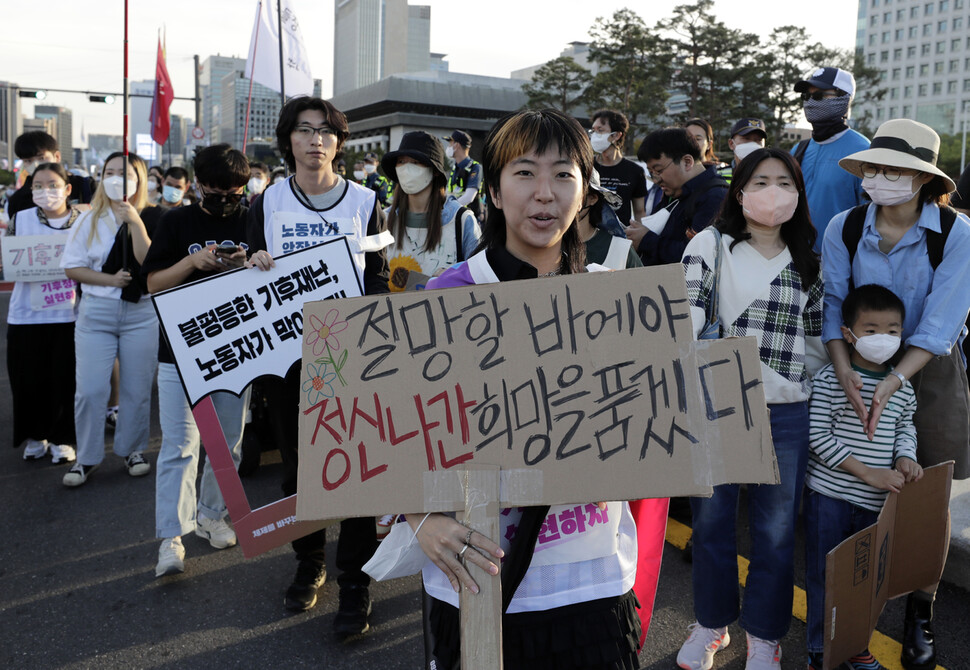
(894, 457, 923, 482)
(862, 466, 905, 493)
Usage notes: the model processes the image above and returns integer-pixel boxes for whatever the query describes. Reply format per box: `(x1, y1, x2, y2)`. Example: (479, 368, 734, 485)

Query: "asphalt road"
(1, 290, 968, 670)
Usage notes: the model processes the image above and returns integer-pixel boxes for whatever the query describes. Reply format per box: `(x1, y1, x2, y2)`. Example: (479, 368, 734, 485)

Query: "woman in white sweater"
(677, 147, 823, 670)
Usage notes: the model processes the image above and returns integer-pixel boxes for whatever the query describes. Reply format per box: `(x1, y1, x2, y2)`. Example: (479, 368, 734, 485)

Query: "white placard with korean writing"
(270, 211, 357, 256)
(1, 233, 71, 282)
(152, 237, 363, 406)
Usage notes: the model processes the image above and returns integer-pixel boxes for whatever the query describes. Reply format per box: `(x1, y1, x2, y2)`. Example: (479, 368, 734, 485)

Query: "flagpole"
(243, 0, 262, 154)
(122, 0, 130, 269)
(277, 0, 286, 107)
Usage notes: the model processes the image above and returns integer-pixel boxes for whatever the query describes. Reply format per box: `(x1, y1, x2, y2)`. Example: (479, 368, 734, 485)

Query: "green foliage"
(522, 56, 594, 114)
(937, 133, 970, 181)
(0, 169, 14, 186)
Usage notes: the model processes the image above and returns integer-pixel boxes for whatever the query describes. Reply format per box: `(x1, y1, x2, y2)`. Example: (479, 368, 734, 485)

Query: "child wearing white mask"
(5, 162, 82, 465)
(805, 283, 921, 670)
(380, 131, 480, 290)
(60, 151, 157, 488)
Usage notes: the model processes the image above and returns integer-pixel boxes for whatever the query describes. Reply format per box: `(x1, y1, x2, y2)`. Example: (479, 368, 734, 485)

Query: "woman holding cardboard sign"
(679, 147, 822, 670)
(412, 109, 641, 670)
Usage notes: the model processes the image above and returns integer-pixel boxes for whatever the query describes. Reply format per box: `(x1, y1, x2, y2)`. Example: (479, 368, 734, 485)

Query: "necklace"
(291, 177, 339, 232)
(37, 206, 81, 230)
(539, 269, 560, 277)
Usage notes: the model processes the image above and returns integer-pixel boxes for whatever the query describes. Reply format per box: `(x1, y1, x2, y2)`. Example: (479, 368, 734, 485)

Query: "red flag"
(150, 36, 174, 145)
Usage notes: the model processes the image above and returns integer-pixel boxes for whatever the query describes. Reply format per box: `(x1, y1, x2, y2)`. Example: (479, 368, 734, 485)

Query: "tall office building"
(34, 105, 73, 165)
(219, 71, 283, 151)
(856, 0, 970, 134)
(0, 82, 23, 169)
(333, 0, 432, 96)
(199, 55, 247, 143)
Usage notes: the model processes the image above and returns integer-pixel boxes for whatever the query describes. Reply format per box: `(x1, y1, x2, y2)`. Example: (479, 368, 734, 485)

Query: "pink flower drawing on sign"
(302, 362, 337, 405)
(305, 309, 348, 356)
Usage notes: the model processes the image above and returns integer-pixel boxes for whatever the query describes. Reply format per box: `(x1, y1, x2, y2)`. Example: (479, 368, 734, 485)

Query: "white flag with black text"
(246, 0, 314, 98)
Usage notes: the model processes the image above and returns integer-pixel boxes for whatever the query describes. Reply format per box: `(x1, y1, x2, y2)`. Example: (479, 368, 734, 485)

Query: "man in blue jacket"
(626, 127, 728, 266)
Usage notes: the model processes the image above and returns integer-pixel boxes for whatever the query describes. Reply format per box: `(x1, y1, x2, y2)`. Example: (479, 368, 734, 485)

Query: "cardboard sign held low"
(823, 462, 954, 670)
(296, 263, 779, 520)
(152, 238, 362, 557)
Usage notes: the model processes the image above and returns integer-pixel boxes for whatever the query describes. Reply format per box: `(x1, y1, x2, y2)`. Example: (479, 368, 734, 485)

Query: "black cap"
(442, 130, 471, 148)
(729, 118, 767, 140)
(363, 152, 380, 163)
(381, 131, 448, 183)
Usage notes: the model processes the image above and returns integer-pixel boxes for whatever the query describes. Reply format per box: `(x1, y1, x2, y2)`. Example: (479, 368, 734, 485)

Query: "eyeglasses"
(860, 164, 906, 181)
(199, 186, 245, 203)
(648, 160, 675, 181)
(801, 90, 841, 101)
(293, 125, 335, 139)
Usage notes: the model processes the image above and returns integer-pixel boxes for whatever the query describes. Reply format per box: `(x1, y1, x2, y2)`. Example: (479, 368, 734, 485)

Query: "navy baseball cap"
(442, 130, 471, 148)
(794, 67, 856, 96)
(729, 118, 767, 140)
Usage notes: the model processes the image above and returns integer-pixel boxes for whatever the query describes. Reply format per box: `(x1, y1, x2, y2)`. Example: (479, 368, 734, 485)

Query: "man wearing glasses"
(247, 96, 390, 640)
(792, 67, 871, 251)
(626, 127, 728, 266)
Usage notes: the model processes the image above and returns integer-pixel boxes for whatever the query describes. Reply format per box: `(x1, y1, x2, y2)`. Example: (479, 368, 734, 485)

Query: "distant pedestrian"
(362, 151, 392, 208)
(443, 129, 484, 220)
(589, 109, 648, 226)
(6, 131, 94, 219)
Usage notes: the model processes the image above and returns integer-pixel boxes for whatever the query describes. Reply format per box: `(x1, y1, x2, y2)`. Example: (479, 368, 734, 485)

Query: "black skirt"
(426, 589, 641, 670)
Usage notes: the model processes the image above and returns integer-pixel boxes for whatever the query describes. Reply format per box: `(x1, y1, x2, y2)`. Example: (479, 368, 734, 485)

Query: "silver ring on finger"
(457, 544, 470, 561)
(465, 528, 474, 546)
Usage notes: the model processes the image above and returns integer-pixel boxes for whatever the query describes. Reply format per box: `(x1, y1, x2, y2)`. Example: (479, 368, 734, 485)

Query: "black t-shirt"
(141, 203, 250, 364)
(595, 158, 648, 227)
(952, 165, 970, 210)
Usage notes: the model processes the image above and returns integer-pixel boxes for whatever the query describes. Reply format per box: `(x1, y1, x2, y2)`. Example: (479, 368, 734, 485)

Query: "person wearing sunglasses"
(791, 66, 870, 251)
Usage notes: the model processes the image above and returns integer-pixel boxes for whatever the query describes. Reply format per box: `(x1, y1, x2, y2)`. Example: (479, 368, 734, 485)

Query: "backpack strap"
(793, 139, 811, 166)
(454, 206, 468, 262)
(929, 206, 957, 270)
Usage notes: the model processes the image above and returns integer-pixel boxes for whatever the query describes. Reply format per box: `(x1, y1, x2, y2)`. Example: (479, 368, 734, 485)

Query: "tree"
(522, 56, 594, 114)
(765, 26, 814, 133)
(586, 8, 673, 148)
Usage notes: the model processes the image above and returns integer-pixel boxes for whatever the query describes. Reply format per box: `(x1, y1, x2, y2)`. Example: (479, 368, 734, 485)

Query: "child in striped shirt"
(805, 284, 923, 670)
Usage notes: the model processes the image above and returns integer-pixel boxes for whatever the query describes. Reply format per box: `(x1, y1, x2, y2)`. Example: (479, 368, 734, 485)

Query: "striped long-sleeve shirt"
(807, 363, 918, 512)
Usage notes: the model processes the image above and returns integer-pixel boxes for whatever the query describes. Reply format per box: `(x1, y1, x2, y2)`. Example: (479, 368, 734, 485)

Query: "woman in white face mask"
(59, 151, 158, 488)
(380, 131, 481, 290)
(821, 119, 970, 667)
(678, 147, 822, 669)
(5, 162, 82, 466)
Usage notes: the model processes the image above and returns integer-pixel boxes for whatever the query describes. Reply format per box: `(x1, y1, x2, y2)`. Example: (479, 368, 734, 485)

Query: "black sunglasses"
(801, 90, 842, 101)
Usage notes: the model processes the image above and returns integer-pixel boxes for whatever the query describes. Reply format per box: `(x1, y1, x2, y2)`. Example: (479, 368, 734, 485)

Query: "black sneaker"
(333, 585, 372, 638)
(284, 560, 327, 612)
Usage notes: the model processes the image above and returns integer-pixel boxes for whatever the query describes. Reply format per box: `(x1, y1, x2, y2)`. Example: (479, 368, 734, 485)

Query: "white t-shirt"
(60, 208, 147, 301)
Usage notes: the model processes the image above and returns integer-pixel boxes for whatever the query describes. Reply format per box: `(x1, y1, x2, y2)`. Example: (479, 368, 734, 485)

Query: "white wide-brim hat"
(839, 119, 955, 193)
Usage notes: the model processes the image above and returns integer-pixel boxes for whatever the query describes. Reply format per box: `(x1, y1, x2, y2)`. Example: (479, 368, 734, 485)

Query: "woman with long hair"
(821, 119, 970, 670)
(60, 151, 157, 487)
(413, 109, 641, 670)
(381, 131, 480, 290)
(5, 162, 82, 465)
(678, 147, 822, 670)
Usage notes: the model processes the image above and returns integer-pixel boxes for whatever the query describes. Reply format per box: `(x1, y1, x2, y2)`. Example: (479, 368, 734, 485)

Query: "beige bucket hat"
(838, 118, 955, 193)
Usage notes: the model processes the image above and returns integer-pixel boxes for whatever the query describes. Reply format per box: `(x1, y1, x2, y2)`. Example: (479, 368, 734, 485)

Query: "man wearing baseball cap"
(728, 118, 767, 165)
(362, 151, 392, 208)
(791, 66, 870, 250)
(442, 130, 484, 220)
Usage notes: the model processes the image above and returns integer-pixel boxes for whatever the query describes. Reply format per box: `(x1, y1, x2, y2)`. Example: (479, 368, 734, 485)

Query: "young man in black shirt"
(6, 131, 93, 218)
(589, 109, 648, 227)
(142, 144, 252, 578)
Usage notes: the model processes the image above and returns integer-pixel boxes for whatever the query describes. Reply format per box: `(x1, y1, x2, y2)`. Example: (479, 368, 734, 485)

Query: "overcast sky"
(0, 0, 858, 147)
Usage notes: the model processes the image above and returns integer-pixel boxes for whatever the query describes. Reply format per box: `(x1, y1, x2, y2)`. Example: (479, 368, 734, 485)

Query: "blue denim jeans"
(155, 363, 251, 539)
(74, 295, 158, 466)
(804, 488, 879, 654)
(690, 401, 809, 641)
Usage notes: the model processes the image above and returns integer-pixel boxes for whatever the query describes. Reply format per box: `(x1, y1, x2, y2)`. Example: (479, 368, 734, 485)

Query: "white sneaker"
(677, 623, 730, 670)
(22, 439, 49, 460)
(156, 537, 185, 577)
(745, 633, 781, 670)
(195, 516, 237, 549)
(50, 444, 76, 464)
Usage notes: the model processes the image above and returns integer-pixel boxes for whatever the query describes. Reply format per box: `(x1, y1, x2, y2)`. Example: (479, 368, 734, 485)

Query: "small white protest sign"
(1, 233, 71, 282)
(152, 237, 362, 406)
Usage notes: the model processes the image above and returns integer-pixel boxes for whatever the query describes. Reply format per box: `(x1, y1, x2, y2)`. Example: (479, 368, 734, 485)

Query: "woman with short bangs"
(60, 152, 157, 488)
(679, 148, 822, 669)
(411, 109, 641, 670)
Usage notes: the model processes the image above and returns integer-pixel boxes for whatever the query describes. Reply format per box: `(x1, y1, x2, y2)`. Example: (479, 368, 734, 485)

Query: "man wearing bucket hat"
(792, 66, 871, 251)
(821, 118, 970, 670)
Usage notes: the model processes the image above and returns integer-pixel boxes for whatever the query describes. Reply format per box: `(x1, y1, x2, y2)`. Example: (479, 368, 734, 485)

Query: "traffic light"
(18, 89, 47, 100)
(89, 95, 116, 104)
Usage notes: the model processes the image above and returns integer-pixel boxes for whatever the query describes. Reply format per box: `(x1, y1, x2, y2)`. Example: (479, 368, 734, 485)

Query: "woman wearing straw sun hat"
(821, 118, 970, 670)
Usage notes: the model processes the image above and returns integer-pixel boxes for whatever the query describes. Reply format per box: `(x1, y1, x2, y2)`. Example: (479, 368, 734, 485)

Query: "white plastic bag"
(362, 514, 430, 581)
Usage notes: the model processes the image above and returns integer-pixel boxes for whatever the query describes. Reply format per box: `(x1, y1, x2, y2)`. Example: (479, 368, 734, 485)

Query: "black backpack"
(841, 203, 956, 277)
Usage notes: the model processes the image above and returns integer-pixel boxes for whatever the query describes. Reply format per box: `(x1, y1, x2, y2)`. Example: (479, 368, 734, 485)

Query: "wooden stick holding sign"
(151, 237, 362, 557)
(296, 263, 780, 667)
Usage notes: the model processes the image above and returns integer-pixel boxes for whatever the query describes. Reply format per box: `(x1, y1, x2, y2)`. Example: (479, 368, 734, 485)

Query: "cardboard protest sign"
(823, 462, 953, 670)
(1, 233, 71, 282)
(152, 238, 362, 557)
(296, 264, 779, 522)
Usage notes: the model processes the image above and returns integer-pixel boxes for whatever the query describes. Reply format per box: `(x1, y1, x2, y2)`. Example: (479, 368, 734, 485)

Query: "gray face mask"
(803, 95, 851, 124)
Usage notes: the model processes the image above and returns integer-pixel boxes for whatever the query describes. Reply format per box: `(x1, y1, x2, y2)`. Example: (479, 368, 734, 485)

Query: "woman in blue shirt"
(821, 118, 970, 670)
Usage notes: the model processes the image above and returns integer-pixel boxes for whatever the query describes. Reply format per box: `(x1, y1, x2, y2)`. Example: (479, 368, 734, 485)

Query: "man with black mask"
(791, 66, 870, 251)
